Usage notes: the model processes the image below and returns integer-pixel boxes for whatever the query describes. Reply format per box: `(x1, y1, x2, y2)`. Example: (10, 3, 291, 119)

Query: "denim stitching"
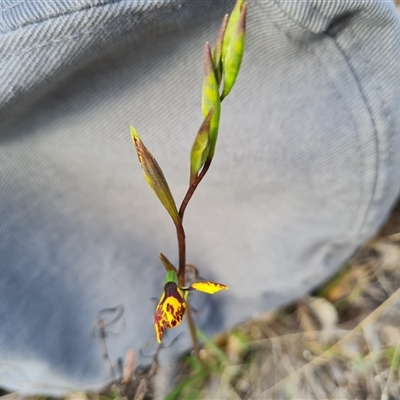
(0, 0, 149, 34)
(307, 0, 394, 232)
(308, 44, 365, 235)
(2, 1, 151, 60)
(0, 0, 27, 13)
(257, 0, 364, 236)
(345, 22, 395, 230)
(6, 26, 110, 59)
(273, 0, 330, 32)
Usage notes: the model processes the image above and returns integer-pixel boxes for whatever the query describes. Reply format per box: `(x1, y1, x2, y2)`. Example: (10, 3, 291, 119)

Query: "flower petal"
(154, 282, 186, 343)
(154, 291, 166, 343)
(154, 316, 165, 343)
(190, 281, 228, 294)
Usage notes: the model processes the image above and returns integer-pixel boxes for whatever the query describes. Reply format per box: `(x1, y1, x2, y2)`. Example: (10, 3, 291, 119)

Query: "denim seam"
(307, 0, 393, 234)
(308, 41, 364, 236)
(0, 0, 152, 35)
(5, 25, 111, 59)
(0, 0, 26, 13)
(3, 3, 153, 60)
(257, 0, 365, 238)
(344, 23, 394, 232)
(273, 0, 368, 33)
(273, 0, 330, 32)
(268, 0, 394, 240)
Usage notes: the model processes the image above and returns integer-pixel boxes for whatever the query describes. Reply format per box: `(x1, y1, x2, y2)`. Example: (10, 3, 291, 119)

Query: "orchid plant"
(130, 0, 247, 350)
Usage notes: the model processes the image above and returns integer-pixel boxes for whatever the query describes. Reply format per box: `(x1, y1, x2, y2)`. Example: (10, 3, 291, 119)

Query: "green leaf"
(202, 43, 221, 159)
(159, 253, 177, 273)
(190, 109, 213, 184)
(221, 0, 247, 100)
(130, 126, 180, 225)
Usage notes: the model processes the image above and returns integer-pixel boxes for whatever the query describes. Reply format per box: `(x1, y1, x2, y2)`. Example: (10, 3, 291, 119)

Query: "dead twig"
(90, 305, 125, 381)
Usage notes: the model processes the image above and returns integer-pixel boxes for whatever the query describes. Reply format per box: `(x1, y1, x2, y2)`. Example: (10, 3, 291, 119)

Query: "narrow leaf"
(190, 108, 213, 184)
(202, 42, 221, 159)
(221, 1, 247, 100)
(196, 328, 230, 364)
(130, 126, 180, 225)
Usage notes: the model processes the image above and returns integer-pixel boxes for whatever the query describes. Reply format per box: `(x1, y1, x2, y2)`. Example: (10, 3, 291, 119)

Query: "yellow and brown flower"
(154, 278, 228, 343)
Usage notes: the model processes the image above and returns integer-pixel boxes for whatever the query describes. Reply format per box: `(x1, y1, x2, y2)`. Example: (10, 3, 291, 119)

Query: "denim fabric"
(1, 0, 400, 395)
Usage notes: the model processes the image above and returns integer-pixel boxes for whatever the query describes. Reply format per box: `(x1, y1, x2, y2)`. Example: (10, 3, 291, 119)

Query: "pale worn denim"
(1, 0, 400, 394)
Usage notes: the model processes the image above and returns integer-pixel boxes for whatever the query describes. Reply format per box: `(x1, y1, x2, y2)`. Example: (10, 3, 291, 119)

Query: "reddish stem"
(176, 222, 186, 287)
(179, 159, 212, 221)
(177, 159, 211, 286)
(185, 304, 200, 357)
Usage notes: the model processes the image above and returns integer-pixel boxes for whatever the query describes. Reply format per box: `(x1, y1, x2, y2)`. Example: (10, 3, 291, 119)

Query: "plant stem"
(176, 160, 213, 353)
(176, 222, 186, 287)
(179, 159, 212, 221)
(185, 303, 200, 357)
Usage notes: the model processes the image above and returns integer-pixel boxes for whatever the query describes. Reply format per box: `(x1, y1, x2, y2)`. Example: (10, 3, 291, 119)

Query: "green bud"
(130, 126, 180, 225)
(202, 43, 221, 159)
(190, 108, 213, 184)
(212, 14, 229, 86)
(221, 0, 247, 100)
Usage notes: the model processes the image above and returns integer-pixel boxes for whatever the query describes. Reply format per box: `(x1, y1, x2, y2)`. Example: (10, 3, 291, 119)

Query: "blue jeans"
(1, 0, 400, 394)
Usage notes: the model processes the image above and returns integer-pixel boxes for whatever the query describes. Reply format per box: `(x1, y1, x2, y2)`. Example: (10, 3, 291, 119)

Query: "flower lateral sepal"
(189, 281, 228, 294)
(159, 253, 178, 273)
